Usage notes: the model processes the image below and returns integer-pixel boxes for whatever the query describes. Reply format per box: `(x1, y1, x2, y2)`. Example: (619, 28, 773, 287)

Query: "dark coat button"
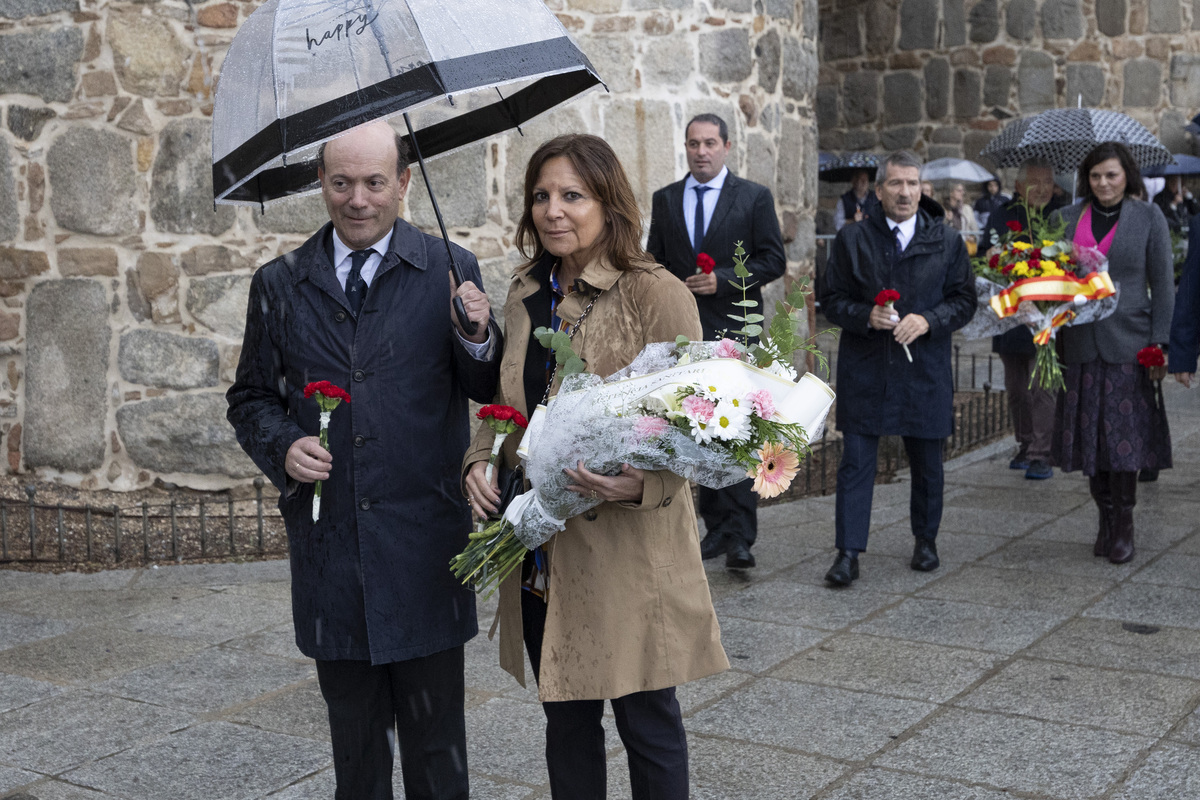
(352, 369, 366, 382)
(359, 498, 370, 510)
(583, 509, 598, 522)
(354, 435, 365, 447)
(334, 311, 347, 322)
(662, 496, 672, 507)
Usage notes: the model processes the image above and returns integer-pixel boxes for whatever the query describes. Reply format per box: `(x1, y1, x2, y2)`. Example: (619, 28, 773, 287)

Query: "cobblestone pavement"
(0, 380, 1196, 800)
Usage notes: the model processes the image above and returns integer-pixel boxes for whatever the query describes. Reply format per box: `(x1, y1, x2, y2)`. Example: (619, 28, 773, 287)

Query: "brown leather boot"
(1107, 471, 1137, 564)
(1088, 472, 1112, 558)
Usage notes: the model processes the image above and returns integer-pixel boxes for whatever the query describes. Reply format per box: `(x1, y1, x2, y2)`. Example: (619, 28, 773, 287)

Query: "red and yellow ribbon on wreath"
(989, 270, 1116, 345)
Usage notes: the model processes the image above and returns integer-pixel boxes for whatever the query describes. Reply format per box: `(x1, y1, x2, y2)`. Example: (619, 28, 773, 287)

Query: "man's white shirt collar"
(888, 215, 917, 251)
(685, 165, 729, 192)
(332, 228, 393, 271)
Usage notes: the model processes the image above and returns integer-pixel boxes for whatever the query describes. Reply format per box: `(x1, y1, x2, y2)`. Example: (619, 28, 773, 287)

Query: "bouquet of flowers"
(451, 243, 835, 597)
(304, 381, 351, 522)
(965, 207, 1118, 391)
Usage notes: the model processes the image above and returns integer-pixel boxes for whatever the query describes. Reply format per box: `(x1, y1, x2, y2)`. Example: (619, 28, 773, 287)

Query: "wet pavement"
(0, 379, 1197, 800)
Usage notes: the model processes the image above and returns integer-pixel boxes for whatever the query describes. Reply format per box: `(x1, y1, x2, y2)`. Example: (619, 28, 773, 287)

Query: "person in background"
(833, 168, 881, 231)
(943, 182, 979, 254)
(819, 151, 976, 587)
(1168, 210, 1200, 388)
(973, 177, 1010, 230)
(921, 180, 935, 199)
(1051, 141, 1174, 565)
(1152, 175, 1198, 233)
(985, 158, 1065, 481)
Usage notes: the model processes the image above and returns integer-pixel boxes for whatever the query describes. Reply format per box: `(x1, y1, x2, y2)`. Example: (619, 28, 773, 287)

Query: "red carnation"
(1029, 248, 1043, 262)
(1137, 346, 1165, 368)
(477, 404, 527, 435)
(304, 381, 351, 404)
(696, 253, 716, 275)
(1006, 220, 1023, 233)
(988, 253, 1000, 269)
(477, 404, 514, 422)
(875, 289, 901, 306)
(511, 411, 529, 429)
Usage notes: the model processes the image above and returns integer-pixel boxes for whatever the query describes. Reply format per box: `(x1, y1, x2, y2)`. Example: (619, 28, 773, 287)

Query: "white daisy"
(710, 399, 752, 442)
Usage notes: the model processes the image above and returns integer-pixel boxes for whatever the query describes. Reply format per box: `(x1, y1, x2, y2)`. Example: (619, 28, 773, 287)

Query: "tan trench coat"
(463, 255, 729, 702)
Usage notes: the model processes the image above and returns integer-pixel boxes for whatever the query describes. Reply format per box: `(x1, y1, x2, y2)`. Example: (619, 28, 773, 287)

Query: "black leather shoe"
(911, 538, 940, 572)
(824, 551, 859, 586)
(700, 531, 728, 560)
(725, 539, 756, 569)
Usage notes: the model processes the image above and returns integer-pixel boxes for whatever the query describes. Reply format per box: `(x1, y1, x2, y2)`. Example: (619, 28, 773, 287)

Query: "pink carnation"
(714, 338, 741, 359)
(748, 389, 776, 419)
(632, 416, 670, 442)
(681, 394, 715, 422)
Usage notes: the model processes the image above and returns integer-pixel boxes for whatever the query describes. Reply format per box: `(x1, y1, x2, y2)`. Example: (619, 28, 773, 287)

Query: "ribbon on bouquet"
(1032, 308, 1077, 346)
(988, 271, 1116, 319)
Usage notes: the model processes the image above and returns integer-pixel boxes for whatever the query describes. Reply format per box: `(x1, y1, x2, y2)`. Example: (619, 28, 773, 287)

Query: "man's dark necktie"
(345, 249, 370, 317)
(892, 226, 903, 263)
(692, 186, 710, 253)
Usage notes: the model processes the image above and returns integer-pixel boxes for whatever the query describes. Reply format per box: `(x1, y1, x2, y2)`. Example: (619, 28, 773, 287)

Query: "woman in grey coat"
(1052, 142, 1174, 564)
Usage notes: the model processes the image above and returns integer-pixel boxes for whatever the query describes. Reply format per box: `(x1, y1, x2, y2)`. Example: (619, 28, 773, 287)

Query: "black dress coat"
(227, 219, 501, 665)
(646, 172, 786, 340)
(820, 206, 976, 439)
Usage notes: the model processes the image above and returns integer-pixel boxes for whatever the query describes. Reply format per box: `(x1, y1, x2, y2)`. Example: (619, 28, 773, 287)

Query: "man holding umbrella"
(228, 121, 501, 799)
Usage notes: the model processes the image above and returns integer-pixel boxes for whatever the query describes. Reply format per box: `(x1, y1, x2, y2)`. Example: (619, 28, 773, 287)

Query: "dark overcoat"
(820, 205, 976, 439)
(227, 219, 501, 665)
(646, 172, 786, 340)
(1168, 212, 1200, 375)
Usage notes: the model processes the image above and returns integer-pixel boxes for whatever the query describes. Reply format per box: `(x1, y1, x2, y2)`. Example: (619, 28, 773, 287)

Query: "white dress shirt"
(331, 229, 492, 358)
(683, 166, 729, 246)
(887, 214, 918, 252)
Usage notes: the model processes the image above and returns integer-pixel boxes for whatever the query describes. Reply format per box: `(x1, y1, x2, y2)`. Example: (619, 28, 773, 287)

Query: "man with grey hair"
(819, 150, 976, 587)
(986, 157, 1065, 481)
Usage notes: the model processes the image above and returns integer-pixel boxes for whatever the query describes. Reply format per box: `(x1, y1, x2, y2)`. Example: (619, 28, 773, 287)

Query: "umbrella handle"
(450, 263, 477, 337)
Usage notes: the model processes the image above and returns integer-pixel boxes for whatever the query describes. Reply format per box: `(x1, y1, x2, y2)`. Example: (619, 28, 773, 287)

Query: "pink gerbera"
(747, 389, 776, 419)
(748, 441, 800, 499)
(714, 338, 742, 359)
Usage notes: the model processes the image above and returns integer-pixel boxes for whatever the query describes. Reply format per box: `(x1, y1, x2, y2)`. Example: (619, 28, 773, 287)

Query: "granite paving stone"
(261, 768, 336, 800)
(0, 586, 211, 623)
(9, 779, 111, 800)
(1129, 552, 1200, 589)
(1026, 617, 1200, 680)
(688, 678, 936, 760)
(0, 611, 76, 651)
(221, 580, 295, 602)
(876, 708, 1154, 799)
(772, 633, 999, 702)
(132, 559, 291, 587)
(854, 596, 1066, 653)
(1113, 742, 1200, 799)
(95, 646, 315, 713)
(956, 658, 1200, 736)
(1085, 583, 1200, 631)
(223, 624, 308, 661)
(822, 767, 1020, 799)
(687, 736, 845, 799)
(224, 681, 329, 741)
(710, 616, 829, 674)
(936, 505, 1054, 536)
(0, 690, 193, 773)
(1170, 706, 1200, 745)
(465, 696, 555, 782)
(785, 553, 957, 594)
(0, 671, 60, 712)
(0, 626, 204, 684)
(916, 563, 1115, 612)
(109, 590, 291, 643)
(943, 486, 1091, 515)
(715, 579, 899, 631)
(0, 765, 41, 796)
(850, 527, 1008, 563)
(981, 538, 1141, 578)
(64, 722, 329, 800)
(674, 667, 754, 715)
(0, 569, 136, 596)
(1032, 511, 1191, 553)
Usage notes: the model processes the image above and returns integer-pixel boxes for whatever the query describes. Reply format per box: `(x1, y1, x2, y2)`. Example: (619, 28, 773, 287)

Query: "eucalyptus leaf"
(675, 334, 691, 347)
(563, 356, 586, 374)
(732, 300, 758, 308)
(743, 324, 763, 337)
(551, 331, 573, 351)
(733, 263, 751, 278)
(743, 314, 765, 323)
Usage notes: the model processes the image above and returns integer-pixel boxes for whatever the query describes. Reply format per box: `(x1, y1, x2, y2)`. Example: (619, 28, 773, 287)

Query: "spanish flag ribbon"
(1032, 309, 1077, 346)
(989, 271, 1116, 319)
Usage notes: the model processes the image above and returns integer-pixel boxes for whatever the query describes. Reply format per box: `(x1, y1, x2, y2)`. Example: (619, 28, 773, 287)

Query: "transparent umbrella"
(212, 0, 604, 332)
(920, 157, 995, 183)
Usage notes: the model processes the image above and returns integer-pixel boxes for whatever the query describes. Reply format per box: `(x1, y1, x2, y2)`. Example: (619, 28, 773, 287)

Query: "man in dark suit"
(646, 113, 786, 569)
(227, 121, 501, 799)
(819, 150, 975, 587)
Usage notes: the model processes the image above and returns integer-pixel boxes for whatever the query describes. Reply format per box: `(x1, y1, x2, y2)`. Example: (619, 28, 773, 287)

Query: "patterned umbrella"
(818, 152, 879, 183)
(980, 108, 1173, 173)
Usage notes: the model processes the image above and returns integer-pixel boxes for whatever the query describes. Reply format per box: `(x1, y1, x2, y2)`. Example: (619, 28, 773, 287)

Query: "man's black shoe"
(911, 538, 939, 571)
(725, 539, 756, 569)
(824, 551, 859, 586)
(699, 531, 728, 560)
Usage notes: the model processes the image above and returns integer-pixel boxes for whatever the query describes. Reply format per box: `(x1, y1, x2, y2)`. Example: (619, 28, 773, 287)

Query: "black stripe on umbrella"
(213, 37, 598, 203)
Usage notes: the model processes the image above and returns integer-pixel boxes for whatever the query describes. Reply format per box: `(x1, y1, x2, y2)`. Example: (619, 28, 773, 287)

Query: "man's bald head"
(317, 120, 412, 179)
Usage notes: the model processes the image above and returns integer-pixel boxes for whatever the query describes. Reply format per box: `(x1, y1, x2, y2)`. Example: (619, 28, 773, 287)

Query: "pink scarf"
(1073, 204, 1118, 256)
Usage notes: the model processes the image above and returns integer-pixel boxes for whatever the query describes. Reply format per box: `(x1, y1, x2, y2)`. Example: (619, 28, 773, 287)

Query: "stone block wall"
(0, 0, 817, 490)
(817, 0, 1200, 175)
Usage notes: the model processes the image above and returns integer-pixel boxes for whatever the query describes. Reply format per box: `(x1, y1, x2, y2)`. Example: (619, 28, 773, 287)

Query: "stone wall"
(0, 0, 818, 490)
(817, 0, 1200, 177)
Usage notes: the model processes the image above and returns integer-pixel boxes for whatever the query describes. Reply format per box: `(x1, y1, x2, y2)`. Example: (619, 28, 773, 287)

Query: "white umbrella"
(920, 158, 995, 183)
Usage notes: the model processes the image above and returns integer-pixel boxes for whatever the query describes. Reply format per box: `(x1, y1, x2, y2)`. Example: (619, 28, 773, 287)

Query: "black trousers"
(698, 476, 758, 547)
(521, 590, 689, 800)
(315, 648, 469, 800)
(835, 433, 945, 553)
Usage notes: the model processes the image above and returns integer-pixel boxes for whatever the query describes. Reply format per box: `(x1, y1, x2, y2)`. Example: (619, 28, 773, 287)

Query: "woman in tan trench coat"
(463, 134, 728, 799)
